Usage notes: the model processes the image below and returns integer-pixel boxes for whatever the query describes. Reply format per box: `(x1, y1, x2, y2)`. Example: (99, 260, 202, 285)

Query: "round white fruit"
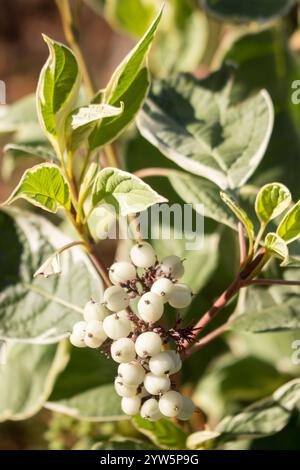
(121, 396, 141, 416)
(149, 351, 176, 376)
(165, 350, 182, 374)
(103, 313, 132, 340)
(137, 292, 164, 323)
(114, 378, 137, 397)
(135, 332, 162, 358)
(160, 255, 184, 279)
(168, 283, 193, 309)
(177, 396, 195, 420)
(103, 286, 129, 311)
(140, 398, 162, 421)
(158, 390, 183, 417)
(150, 278, 174, 303)
(83, 300, 109, 322)
(72, 321, 87, 336)
(69, 333, 86, 348)
(144, 373, 171, 395)
(84, 334, 104, 349)
(109, 261, 136, 285)
(85, 320, 107, 341)
(118, 362, 145, 386)
(130, 242, 156, 268)
(110, 338, 136, 363)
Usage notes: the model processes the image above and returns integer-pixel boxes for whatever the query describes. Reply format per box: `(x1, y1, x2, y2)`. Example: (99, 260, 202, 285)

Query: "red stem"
(184, 322, 230, 358)
(134, 168, 173, 179)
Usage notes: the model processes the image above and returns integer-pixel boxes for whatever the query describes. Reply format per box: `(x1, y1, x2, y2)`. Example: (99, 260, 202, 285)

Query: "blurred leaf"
(201, 0, 295, 22)
(4, 163, 71, 213)
(152, 231, 220, 294)
(194, 355, 286, 421)
(104, 0, 156, 37)
(216, 379, 300, 442)
(186, 430, 220, 449)
(0, 94, 39, 133)
(255, 183, 291, 225)
(133, 415, 188, 449)
(169, 172, 236, 229)
(137, 66, 274, 189)
(47, 347, 124, 421)
(231, 273, 300, 333)
(224, 29, 300, 198)
(92, 438, 157, 450)
(0, 209, 102, 342)
(4, 143, 57, 162)
(91, 167, 167, 216)
(0, 341, 69, 422)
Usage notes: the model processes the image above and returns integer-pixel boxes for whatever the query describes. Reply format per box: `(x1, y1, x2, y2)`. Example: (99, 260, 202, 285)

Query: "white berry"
(121, 396, 141, 416)
(114, 378, 137, 397)
(160, 255, 184, 279)
(149, 351, 176, 376)
(177, 396, 195, 420)
(130, 242, 156, 268)
(72, 321, 87, 336)
(111, 338, 136, 363)
(103, 313, 132, 340)
(84, 335, 104, 349)
(165, 350, 182, 374)
(151, 278, 174, 303)
(137, 292, 164, 323)
(158, 390, 183, 417)
(118, 362, 145, 386)
(135, 332, 162, 358)
(144, 373, 171, 395)
(168, 283, 192, 309)
(85, 320, 107, 341)
(103, 286, 130, 311)
(109, 261, 136, 285)
(83, 300, 109, 322)
(69, 333, 86, 348)
(140, 398, 162, 421)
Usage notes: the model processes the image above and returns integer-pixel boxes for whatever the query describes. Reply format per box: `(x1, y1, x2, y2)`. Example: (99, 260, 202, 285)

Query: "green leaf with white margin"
(169, 172, 237, 230)
(137, 66, 274, 190)
(220, 191, 254, 251)
(4, 143, 57, 163)
(201, 0, 295, 23)
(186, 431, 220, 450)
(216, 379, 300, 442)
(133, 415, 188, 450)
(91, 167, 167, 216)
(46, 347, 124, 421)
(277, 200, 300, 244)
(231, 268, 300, 333)
(71, 103, 123, 129)
(0, 208, 103, 342)
(36, 35, 81, 156)
(264, 232, 288, 265)
(255, 183, 291, 225)
(4, 163, 71, 213)
(0, 341, 69, 422)
(88, 6, 163, 150)
(92, 439, 157, 450)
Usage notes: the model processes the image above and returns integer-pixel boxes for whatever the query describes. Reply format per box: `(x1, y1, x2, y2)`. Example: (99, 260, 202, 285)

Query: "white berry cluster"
(70, 242, 195, 421)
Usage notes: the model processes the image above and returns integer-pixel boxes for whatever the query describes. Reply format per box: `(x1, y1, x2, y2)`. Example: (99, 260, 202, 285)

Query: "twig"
(244, 278, 300, 287)
(184, 322, 231, 358)
(134, 167, 174, 179)
(87, 248, 111, 287)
